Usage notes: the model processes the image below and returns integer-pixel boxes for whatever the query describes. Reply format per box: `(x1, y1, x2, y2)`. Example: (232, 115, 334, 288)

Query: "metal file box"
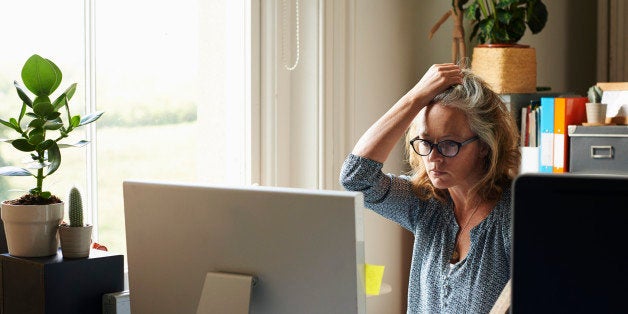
(568, 125, 628, 174)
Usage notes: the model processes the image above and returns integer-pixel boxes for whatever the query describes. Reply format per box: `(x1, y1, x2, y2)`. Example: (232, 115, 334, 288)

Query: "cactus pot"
(59, 224, 93, 258)
(0, 201, 64, 257)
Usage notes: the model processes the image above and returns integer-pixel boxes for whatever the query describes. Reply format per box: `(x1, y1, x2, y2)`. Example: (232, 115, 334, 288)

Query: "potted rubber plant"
(59, 187, 93, 258)
(458, 0, 548, 93)
(0, 54, 103, 257)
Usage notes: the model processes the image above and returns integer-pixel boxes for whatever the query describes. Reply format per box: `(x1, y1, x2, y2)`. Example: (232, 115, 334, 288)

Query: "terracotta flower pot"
(0, 201, 64, 257)
(59, 224, 93, 258)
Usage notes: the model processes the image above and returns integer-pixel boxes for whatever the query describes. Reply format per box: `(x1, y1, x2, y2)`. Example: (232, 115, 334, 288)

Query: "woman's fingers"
(408, 63, 462, 103)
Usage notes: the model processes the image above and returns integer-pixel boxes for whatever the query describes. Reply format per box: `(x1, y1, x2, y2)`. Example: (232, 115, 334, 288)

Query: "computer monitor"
(123, 180, 366, 314)
(512, 173, 628, 313)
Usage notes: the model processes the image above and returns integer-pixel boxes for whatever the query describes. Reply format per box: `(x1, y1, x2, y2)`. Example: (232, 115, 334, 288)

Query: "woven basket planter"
(471, 45, 537, 93)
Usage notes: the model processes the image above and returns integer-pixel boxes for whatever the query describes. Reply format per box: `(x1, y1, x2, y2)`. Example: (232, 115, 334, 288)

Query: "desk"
(0, 249, 124, 314)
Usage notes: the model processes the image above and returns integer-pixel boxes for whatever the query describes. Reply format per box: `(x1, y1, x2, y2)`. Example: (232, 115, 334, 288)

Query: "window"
(0, 0, 349, 261)
(0, 0, 251, 257)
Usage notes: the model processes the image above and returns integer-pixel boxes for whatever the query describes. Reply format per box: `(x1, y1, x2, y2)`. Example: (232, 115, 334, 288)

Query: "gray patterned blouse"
(340, 154, 511, 314)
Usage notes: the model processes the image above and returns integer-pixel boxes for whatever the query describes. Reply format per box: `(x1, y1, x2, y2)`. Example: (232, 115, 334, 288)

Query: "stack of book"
(519, 95, 588, 173)
(520, 100, 540, 147)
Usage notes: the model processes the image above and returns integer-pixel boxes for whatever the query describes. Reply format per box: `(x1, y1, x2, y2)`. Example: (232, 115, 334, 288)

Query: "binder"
(552, 97, 587, 172)
(539, 97, 555, 172)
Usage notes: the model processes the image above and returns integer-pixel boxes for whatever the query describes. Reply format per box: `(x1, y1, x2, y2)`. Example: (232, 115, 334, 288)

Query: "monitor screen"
(512, 173, 628, 313)
(123, 180, 366, 314)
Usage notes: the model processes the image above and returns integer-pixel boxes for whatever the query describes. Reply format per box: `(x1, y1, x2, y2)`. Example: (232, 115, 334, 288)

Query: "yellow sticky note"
(365, 264, 385, 296)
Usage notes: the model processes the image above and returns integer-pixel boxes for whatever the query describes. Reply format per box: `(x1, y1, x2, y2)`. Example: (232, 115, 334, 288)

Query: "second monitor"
(123, 180, 366, 314)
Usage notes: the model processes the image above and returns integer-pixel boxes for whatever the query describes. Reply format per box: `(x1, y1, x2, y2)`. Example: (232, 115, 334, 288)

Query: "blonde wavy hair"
(405, 69, 521, 203)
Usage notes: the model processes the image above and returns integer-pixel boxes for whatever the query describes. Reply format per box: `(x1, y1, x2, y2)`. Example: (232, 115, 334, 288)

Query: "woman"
(340, 63, 520, 313)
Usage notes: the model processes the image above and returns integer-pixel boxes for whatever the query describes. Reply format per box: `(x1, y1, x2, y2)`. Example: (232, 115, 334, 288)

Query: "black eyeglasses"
(409, 136, 479, 158)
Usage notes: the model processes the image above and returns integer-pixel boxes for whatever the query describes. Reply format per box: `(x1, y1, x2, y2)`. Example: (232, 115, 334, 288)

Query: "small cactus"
(68, 186, 84, 227)
(587, 85, 603, 103)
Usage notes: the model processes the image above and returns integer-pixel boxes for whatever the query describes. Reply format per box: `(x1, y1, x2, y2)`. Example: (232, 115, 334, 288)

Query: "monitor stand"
(196, 272, 257, 314)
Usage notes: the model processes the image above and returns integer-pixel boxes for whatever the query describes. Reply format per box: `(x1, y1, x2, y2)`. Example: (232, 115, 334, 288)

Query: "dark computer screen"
(512, 173, 628, 313)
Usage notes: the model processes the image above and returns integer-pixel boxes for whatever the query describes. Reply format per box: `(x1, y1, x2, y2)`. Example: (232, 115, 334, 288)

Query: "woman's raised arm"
(351, 63, 463, 162)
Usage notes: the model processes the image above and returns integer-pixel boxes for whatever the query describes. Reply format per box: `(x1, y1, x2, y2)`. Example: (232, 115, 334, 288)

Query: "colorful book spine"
(552, 97, 587, 172)
(553, 97, 566, 172)
(539, 97, 554, 173)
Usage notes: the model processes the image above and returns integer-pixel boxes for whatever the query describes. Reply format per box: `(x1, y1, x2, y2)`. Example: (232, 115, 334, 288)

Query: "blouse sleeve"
(339, 153, 422, 232)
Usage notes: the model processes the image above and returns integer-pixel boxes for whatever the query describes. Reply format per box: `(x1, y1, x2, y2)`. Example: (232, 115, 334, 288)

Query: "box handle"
(590, 146, 614, 159)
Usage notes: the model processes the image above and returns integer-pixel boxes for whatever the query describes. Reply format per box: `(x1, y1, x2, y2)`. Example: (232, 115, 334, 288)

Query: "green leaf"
(484, 19, 494, 35)
(507, 18, 526, 43)
(14, 81, 33, 108)
(464, 1, 480, 20)
(43, 120, 64, 130)
(52, 93, 67, 111)
(79, 111, 104, 126)
(71, 115, 81, 127)
(33, 99, 54, 117)
(25, 112, 38, 119)
(47, 112, 61, 120)
(27, 134, 45, 146)
(28, 127, 43, 136)
(492, 26, 506, 43)
(21, 54, 62, 97)
(476, 19, 495, 44)
(36, 139, 54, 151)
(28, 118, 46, 129)
(58, 140, 89, 148)
(63, 83, 77, 101)
(45, 142, 61, 176)
(19, 103, 27, 122)
(526, 1, 547, 34)
(496, 9, 512, 24)
(11, 139, 36, 152)
(0, 166, 32, 176)
(0, 118, 20, 133)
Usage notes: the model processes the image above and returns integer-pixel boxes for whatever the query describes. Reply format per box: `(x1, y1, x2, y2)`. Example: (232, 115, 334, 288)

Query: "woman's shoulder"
(482, 185, 512, 227)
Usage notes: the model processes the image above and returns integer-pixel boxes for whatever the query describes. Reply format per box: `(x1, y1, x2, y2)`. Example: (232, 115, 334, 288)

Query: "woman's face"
(415, 103, 487, 191)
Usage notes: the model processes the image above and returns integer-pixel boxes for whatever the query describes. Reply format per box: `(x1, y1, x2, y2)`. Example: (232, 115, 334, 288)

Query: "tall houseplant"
(0, 54, 103, 257)
(458, 0, 548, 93)
(461, 0, 548, 45)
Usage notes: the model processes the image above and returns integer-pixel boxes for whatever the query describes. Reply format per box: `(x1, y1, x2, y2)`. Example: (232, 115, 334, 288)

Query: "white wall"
(352, 1, 419, 313)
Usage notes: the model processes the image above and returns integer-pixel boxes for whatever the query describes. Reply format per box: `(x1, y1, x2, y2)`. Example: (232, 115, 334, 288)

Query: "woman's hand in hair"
(404, 63, 463, 108)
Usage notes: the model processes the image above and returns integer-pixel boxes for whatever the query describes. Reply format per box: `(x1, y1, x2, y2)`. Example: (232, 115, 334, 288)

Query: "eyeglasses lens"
(438, 141, 459, 157)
